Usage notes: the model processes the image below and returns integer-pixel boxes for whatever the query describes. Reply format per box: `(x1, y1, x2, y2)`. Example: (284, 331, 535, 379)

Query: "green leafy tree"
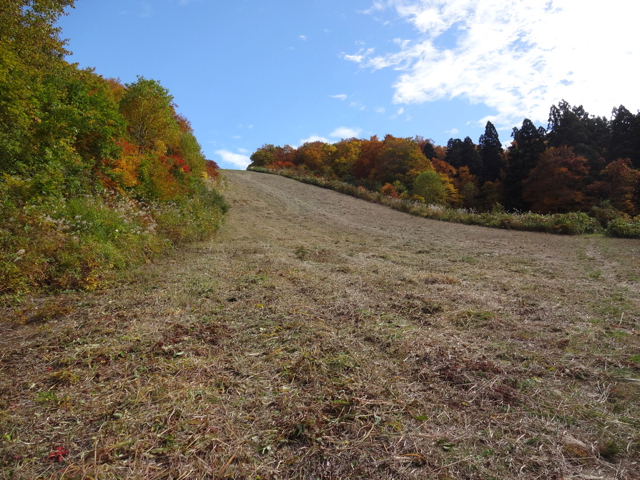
(119, 76, 180, 155)
(373, 135, 432, 187)
(413, 170, 447, 205)
(330, 139, 361, 178)
(0, 0, 74, 69)
(249, 144, 276, 167)
(0, 0, 76, 175)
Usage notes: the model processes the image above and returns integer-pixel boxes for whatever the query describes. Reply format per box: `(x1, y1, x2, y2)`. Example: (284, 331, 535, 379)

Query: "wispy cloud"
(342, 48, 375, 63)
(356, 0, 640, 127)
(299, 127, 363, 145)
(390, 106, 404, 119)
(215, 150, 251, 169)
(330, 127, 362, 139)
(299, 135, 332, 145)
(330, 94, 348, 101)
(299, 35, 307, 41)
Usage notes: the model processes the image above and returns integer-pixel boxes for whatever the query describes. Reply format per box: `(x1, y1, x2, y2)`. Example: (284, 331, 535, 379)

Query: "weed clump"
(0, 177, 227, 294)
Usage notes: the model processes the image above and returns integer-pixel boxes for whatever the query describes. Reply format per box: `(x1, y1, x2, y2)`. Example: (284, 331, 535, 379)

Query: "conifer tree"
(478, 121, 503, 183)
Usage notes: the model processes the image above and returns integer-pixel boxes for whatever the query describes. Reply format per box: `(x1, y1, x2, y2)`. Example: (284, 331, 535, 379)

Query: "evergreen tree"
(504, 119, 546, 211)
(445, 138, 464, 169)
(609, 105, 640, 168)
(547, 100, 609, 177)
(422, 140, 437, 160)
(445, 137, 482, 176)
(478, 121, 504, 183)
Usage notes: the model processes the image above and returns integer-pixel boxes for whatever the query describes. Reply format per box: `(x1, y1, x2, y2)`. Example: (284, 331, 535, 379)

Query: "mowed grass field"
(1, 170, 639, 479)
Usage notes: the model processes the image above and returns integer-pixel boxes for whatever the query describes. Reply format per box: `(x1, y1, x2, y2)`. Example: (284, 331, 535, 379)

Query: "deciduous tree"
(522, 146, 589, 214)
(413, 170, 447, 205)
(587, 158, 640, 215)
(119, 76, 180, 155)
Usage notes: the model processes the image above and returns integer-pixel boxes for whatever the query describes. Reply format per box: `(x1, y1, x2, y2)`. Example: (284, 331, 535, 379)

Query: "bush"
(606, 217, 640, 239)
(0, 177, 227, 295)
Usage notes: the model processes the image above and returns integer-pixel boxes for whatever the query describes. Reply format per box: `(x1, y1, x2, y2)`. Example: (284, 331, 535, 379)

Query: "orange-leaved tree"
(522, 145, 590, 213)
(588, 158, 640, 215)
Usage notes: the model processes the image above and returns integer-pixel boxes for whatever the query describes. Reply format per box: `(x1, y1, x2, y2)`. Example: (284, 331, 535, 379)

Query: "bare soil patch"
(2, 170, 639, 479)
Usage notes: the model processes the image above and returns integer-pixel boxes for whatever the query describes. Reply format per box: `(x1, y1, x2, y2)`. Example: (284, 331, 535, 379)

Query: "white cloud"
(330, 127, 362, 139)
(232, 135, 242, 139)
(299, 35, 307, 41)
(342, 48, 376, 63)
(299, 135, 332, 145)
(390, 106, 405, 119)
(357, 0, 640, 127)
(343, 53, 366, 63)
(446, 128, 460, 135)
(330, 94, 348, 101)
(238, 148, 249, 154)
(375, 106, 386, 114)
(215, 150, 251, 169)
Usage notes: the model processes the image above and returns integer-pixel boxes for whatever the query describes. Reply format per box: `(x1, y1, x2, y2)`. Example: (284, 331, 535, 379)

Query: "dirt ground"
(1, 170, 639, 479)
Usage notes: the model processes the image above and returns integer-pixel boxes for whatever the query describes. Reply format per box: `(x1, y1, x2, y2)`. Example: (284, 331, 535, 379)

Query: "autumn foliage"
(249, 104, 640, 221)
(0, 0, 226, 294)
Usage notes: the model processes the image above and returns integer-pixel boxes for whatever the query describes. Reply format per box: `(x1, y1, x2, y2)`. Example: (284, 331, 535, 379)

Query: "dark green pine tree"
(422, 140, 437, 160)
(445, 138, 464, 169)
(504, 119, 546, 211)
(609, 105, 640, 168)
(478, 121, 504, 183)
(445, 137, 482, 176)
(547, 100, 609, 177)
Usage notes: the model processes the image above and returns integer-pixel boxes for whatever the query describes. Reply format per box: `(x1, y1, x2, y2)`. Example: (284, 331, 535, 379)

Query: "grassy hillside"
(1, 171, 638, 479)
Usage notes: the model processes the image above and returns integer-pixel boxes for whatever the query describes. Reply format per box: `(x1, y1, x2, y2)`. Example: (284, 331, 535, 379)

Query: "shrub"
(606, 217, 640, 239)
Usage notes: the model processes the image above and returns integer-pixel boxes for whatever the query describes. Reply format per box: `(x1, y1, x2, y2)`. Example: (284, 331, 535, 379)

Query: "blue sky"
(58, 0, 640, 169)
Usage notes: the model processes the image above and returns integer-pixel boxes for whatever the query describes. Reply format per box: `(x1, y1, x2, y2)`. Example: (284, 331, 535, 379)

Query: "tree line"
(249, 101, 640, 216)
(0, 0, 218, 201)
(0, 0, 225, 293)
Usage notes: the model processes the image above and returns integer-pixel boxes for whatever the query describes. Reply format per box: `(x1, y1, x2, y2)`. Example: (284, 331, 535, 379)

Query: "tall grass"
(0, 175, 228, 295)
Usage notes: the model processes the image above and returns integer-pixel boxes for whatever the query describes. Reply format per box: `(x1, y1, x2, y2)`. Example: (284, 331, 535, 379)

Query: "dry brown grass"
(1, 170, 639, 479)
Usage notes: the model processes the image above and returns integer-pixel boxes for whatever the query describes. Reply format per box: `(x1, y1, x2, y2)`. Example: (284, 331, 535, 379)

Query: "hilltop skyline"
(58, 0, 640, 169)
